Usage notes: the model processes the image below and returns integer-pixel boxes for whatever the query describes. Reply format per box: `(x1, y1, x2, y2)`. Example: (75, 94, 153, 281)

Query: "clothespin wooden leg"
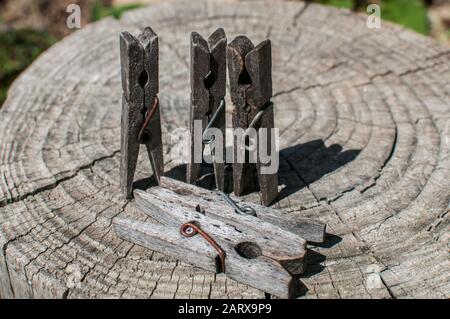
(209, 29, 227, 191)
(228, 36, 278, 206)
(139, 28, 163, 184)
(186, 31, 208, 187)
(187, 29, 227, 191)
(256, 104, 279, 206)
(120, 32, 145, 199)
(119, 27, 163, 198)
(246, 39, 278, 206)
(227, 36, 256, 197)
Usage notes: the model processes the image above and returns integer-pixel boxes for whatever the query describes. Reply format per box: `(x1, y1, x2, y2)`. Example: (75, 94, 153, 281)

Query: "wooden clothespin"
(119, 27, 164, 199)
(187, 29, 227, 191)
(160, 177, 326, 243)
(114, 177, 326, 298)
(115, 28, 328, 299)
(227, 36, 278, 206)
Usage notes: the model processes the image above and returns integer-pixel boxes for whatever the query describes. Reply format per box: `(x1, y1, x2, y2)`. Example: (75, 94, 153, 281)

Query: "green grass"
(0, 29, 56, 105)
(381, 0, 428, 35)
(317, 0, 353, 9)
(309, 0, 429, 35)
(0, 2, 144, 107)
(92, 0, 144, 21)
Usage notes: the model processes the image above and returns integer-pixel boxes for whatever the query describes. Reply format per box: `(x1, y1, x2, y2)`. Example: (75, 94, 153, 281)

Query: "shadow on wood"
(157, 139, 361, 202)
(277, 139, 361, 203)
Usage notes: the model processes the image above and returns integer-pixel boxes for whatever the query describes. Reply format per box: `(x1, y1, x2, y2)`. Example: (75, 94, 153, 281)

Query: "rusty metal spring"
(180, 222, 226, 273)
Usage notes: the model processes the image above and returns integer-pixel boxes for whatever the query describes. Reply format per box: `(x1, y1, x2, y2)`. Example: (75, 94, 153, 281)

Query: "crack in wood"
(0, 150, 120, 208)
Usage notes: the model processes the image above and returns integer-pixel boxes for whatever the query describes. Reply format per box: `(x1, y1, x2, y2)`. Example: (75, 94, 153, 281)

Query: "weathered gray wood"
(246, 40, 272, 108)
(114, 219, 300, 299)
(227, 36, 278, 205)
(133, 187, 307, 271)
(228, 35, 257, 197)
(161, 176, 326, 243)
(115, 185, 307, 298)
(187, 29, 227, 191)
(120, 31, 145, 198)
(120, 27, 163, 199)
(187, 32, 211, 187)
(208, 29, 227, 191)
(139, 27, 159, 104)
(0, 0, 449, 299)
(139, 27, 164, 186)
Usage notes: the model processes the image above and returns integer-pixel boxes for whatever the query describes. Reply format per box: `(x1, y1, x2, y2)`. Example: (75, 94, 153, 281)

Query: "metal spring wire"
(201, 99, 274, 217)
(202, 98, 225, 144)
(180, 222, 226, 273)
(218, 191, 257, 216)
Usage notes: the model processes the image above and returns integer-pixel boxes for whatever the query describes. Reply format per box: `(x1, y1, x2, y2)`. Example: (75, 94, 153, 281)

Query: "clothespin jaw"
(227, 36, 278, 206)
(120, 27, 164, 199)
(187, 28, 227, 191)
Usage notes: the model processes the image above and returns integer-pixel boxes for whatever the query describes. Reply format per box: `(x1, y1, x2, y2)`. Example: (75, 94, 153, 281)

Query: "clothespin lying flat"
(227, 36, 278, 206)
(160, 177, 326, 243)
(187, 29, 227, 191)
(114, 177, 317, 298)
(120, 27, 164, 199)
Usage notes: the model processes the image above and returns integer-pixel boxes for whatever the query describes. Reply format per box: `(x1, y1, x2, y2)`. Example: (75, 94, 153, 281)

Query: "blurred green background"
(0, 0, 449, 107)
(318, 0, 429, 34)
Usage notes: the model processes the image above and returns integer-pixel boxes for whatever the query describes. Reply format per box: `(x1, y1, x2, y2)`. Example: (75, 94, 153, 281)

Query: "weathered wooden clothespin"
(114, 177, 326, 298)
(187, 29, 227, 191)
(160, 177, 326, 243)
(120, 27, 164, 199)
(227, 36, 278, 206)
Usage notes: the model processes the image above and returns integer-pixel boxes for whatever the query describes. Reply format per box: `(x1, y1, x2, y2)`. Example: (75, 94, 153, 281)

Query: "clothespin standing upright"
(120, 27, 164, 199)
(187, 29, 227, 191)
(227, 36, 278, 206)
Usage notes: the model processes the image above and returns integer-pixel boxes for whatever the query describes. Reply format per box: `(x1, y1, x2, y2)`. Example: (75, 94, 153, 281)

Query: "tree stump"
(0, 0, 449, 299)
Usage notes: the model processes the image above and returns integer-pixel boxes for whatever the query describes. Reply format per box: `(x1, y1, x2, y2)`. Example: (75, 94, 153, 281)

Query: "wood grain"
(114, 185, 308, 298)
(0, 0, 449, 299)
(160, 176, 326, 243)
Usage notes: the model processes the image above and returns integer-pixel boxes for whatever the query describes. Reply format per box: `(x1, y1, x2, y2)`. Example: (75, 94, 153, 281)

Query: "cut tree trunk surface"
(0, 0, 449, 299)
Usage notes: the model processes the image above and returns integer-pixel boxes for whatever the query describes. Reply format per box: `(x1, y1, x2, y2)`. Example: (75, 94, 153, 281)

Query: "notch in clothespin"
(227, 36, 278, 206)
(187, 29, 227, 191)
(119, 27, 164, 199)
